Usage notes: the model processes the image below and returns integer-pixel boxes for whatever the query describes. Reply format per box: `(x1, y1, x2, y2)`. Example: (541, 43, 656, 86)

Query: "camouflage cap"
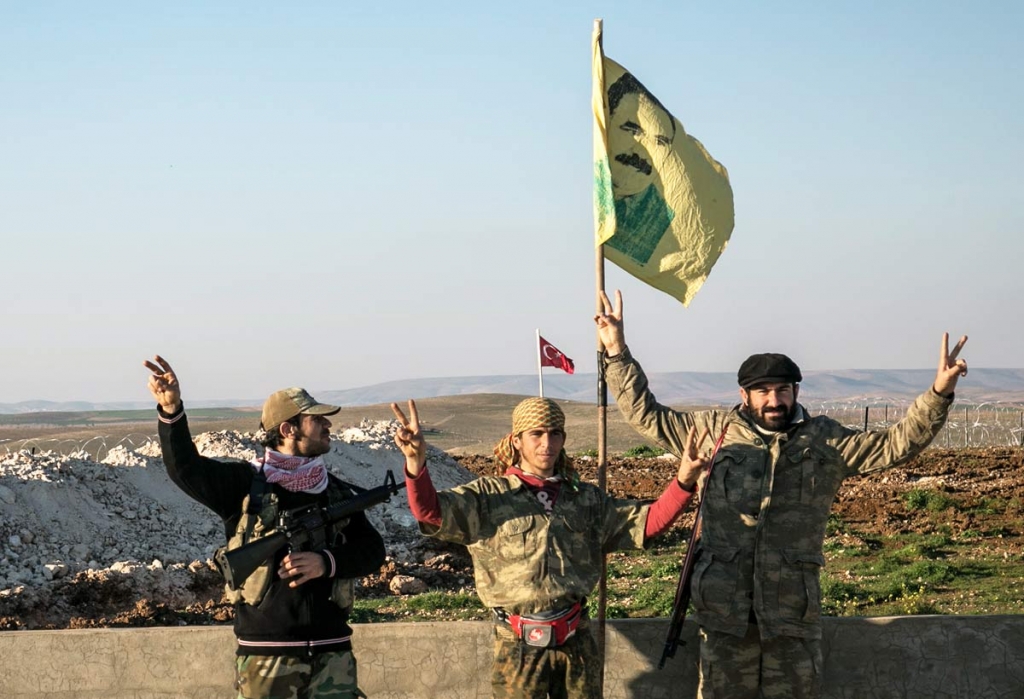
(737, 353, 802, 389)
(260, 387, 340, 431)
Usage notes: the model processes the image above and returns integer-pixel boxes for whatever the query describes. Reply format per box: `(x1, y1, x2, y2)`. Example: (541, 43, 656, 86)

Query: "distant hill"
(317, 368, 1024, 407)
(0, 399, 258, 416)
(4, 368, 1020, 414)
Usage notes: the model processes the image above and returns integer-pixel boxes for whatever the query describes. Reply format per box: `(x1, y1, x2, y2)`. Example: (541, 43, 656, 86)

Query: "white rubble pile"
(0, 419, 473, 597)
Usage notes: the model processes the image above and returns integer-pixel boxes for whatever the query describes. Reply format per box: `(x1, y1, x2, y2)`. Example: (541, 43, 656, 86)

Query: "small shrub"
(925, 492, 956, 512)
(892, 560, 955, 589)
(904, 489, 955, 513)
(905, 489, 929, 510)
(895, 585, 940, 615)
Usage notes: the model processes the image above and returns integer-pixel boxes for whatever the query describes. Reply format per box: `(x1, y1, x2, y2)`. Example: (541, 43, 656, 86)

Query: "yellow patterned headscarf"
(493, 398, 577, 485)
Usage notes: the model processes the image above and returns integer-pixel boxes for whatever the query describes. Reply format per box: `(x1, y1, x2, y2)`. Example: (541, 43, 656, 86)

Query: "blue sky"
(2, 1, 1021, 403)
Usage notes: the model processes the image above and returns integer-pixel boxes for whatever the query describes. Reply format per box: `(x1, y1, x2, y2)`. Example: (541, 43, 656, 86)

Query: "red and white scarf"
(251, 449, 329, 494)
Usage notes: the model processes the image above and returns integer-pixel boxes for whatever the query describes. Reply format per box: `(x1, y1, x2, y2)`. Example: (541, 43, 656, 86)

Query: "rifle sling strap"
(246, 467, 271, 515)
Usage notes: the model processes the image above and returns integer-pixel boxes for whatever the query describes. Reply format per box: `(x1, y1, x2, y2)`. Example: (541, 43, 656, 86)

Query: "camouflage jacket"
(421, 475, 648, 615)
(605, 347, 953, 640)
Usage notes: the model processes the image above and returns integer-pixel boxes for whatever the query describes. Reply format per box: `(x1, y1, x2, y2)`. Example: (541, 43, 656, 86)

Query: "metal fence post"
(863, 406, 869, 431)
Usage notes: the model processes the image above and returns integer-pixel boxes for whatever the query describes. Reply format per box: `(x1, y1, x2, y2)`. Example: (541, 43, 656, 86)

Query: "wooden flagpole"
(593, 17, 608, 689)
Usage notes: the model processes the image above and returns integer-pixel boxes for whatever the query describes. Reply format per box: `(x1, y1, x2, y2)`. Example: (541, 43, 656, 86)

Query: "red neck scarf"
(252, 449, 328, 494)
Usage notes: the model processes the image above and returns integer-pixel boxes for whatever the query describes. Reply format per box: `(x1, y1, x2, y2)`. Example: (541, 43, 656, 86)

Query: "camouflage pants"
(235, 651, 366, 699)
(697, 624, 821, 699)
(491, 619, 602, 698)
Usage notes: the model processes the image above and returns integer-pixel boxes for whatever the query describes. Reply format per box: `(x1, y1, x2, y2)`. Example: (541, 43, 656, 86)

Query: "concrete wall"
(0, 616, 1021, 698)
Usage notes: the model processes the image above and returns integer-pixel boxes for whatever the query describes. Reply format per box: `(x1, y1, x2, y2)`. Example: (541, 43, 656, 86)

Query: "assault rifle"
(659, 424, 730, 670)
(215, 470, 406, 590)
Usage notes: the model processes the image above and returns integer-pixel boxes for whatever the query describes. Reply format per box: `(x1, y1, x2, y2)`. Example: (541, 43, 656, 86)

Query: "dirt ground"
(3, 447, 1021, 629)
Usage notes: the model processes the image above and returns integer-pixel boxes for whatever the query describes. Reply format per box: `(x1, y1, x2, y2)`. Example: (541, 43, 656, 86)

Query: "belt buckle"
(520, 622, 556, 648)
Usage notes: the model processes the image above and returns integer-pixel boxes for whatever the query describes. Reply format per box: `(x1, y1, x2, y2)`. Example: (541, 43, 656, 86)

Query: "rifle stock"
(215, 470, 406, 591)
(217, 531, 290, 591)
(659, 508, 703, 669)
(658, 423, 730, 670)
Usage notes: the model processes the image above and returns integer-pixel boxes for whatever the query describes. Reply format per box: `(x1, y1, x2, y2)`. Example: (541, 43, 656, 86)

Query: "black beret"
(737, 353, 802, 389)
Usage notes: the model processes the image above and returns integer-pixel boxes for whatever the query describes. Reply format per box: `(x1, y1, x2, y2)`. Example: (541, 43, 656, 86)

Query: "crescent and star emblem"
(542, 345, 561, 361)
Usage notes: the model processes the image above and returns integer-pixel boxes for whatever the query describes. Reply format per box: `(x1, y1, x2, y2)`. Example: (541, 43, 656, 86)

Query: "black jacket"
(158, 406, 386, 656)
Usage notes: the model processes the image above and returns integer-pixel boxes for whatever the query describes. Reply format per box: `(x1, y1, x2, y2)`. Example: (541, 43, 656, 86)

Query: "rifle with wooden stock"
(659, 423, 730, 669)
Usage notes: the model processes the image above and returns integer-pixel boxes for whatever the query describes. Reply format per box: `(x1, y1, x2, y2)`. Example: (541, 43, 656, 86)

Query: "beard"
(294, 435, 331, 457)
(746, 403, 797, 431)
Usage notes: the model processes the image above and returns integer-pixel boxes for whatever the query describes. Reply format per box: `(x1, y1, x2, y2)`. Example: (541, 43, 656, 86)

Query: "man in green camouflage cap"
(392, 396, 708, 698)
(144, 356, 385, 699)
(594, 290, 969, 699)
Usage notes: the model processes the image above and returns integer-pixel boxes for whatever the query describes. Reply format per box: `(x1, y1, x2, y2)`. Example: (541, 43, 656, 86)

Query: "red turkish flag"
(539, 336, 575, 375)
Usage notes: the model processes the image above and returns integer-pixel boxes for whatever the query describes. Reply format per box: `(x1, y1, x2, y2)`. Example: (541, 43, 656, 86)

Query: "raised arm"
(836, 333, 967, 475)
(392, 399, 442, 528)
(644, 426, 708, 540)
(143, 355, 252, 518)
(596, 290, 715, 455)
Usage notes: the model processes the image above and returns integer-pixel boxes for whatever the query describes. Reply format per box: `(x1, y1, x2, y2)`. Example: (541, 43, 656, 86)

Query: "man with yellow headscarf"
(391, 396, 705, 698)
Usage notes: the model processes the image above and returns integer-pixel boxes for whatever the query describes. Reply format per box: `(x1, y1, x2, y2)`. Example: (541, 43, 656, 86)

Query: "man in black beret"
(594, 290, 968, 699)
(735, 353, 804, 432)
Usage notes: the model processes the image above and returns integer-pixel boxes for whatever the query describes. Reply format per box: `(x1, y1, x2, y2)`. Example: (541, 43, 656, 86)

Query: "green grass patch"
(888, 532, 951, 559)
(622, 444, 667, 458)
(825, 513, 846, 536)
(821, 576, 871, 616)
(352, 592, 486, 622)
(823, 538, 869, 555)
(823, 527, 1024, 617)
(964, 496, 1008, 515)
(604, 548, 681, 618)
(904, 489, 957, 512)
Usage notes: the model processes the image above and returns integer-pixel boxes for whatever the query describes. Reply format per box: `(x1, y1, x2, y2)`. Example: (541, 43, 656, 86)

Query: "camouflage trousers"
(491, 618, 602, 698)
(697, 623, 822, 699)
(234, 650, 366, 699)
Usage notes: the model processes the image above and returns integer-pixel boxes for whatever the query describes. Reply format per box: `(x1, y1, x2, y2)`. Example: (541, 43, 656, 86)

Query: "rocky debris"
(0, 419, 474, 628)
(389, 574, 428, 595)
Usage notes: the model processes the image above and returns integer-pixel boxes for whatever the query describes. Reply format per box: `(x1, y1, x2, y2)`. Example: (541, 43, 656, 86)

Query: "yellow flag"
(593, 22, 734, 306)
